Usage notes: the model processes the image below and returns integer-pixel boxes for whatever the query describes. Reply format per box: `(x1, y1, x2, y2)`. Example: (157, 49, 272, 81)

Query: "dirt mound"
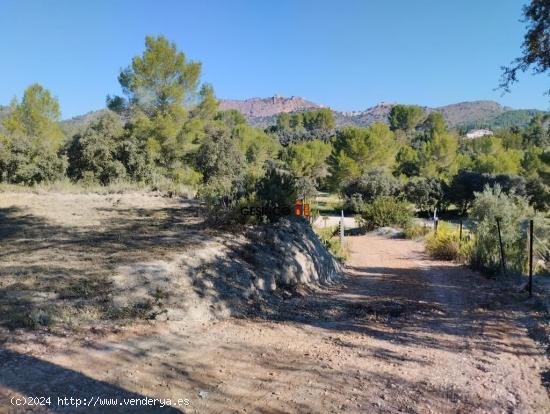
(113, 217, 342, 323)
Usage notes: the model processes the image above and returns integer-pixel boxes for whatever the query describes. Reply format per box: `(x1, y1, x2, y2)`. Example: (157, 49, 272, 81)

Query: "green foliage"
(329, 124, 395, 189)
(192, 83, 219, 120)
(425, 222, 469, 261)
(0, 84, 67, 184)
(464, 136, 522, 174)
(402, 223, 431, 239)
(469, 185, 533, 274)
(301, 108, 335, 131)
(276, 112, 291, 131)
(389, 105, 424, 131)
(395, 145, 420, 177)
(273, 109, 335, 133)
(116, 35, 201, 117)
(3, 83, 64, 146)
(357, 196, 413, 231)
(214, 109, 246, 129)
(499, 0, 550, 96)
(446, 170, 528, 214)
(341, 169, 400, 212)
(269, 109, 336, 146)
(420, 112, 446, 137)
(196, 124, 245, 207)
(283, 139, 331, 198)
(0, 134, 67, 184)
(255, 162, 297, 221)
(526, 176, 550, 211)
(314, 225, 349, 262)
(523, 113, 549, 146)
(67, 112, 127, 185)
(417, 131, 458, 178)
(404, 177, 444, 213)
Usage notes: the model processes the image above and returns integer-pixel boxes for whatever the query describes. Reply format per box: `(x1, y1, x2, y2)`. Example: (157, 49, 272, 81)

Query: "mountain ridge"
(0, 98, 543, 135)
(218, 96, 542, 129)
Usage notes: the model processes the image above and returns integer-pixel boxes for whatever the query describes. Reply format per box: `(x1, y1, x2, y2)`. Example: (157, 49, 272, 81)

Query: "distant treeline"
(1, 35, 549, 221)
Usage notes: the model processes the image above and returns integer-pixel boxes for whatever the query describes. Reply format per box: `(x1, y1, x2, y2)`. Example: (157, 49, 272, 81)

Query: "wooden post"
(529, 219, 534, 297)
(434, 219, 439, 234)
(496, 218, 506, 276)
(459, 220, 463, 247)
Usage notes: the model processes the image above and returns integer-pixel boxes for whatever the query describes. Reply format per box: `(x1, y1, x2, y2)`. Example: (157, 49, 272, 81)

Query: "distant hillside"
(0, 97, 544, 136)
(219, 95, 322, 118)
(60, 109, 114, 137)
(433, 100, 511, 127)
(222, 97, 544, 130)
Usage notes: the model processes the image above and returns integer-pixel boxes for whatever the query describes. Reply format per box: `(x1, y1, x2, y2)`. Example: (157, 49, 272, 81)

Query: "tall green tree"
(0, 84, 66, 184)
(3, 83, 64, 149)
(192, 83, 219, 120)
(329, 124, 395, 188)
(115, 35, 201, 117)
(389, 105, 424, 132)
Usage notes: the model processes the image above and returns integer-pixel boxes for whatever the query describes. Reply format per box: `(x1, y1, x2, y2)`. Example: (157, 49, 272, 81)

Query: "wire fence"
(434, 216, 550, 297)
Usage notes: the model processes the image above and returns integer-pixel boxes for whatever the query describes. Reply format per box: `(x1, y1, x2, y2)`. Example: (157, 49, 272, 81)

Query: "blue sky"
(0, 0, 547, 118)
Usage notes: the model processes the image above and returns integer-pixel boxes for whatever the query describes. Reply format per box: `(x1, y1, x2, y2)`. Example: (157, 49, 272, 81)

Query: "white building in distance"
(465, 129, 493, 139)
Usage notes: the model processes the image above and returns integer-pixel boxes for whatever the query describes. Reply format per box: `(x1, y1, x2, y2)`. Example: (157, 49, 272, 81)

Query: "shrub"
(404, 177, 444, 214)
(341, 169, 401, 213)
(313, 225, 349, 262)
(255, 163, 297, 222)
(357, 196, 412, 231)
(425, 222, 464, 260)
(67, 112, 128, 185)
(403, 223, 431, 239)
(468, 185, 533, 274)
(341, 169, 400, 203)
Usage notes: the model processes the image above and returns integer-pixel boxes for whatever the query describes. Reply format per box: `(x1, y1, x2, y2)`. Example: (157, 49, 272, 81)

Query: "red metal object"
(294, 199, 303, 216)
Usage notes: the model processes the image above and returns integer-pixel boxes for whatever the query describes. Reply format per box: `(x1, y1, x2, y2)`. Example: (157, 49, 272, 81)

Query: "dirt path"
(1, 234, 549, 413)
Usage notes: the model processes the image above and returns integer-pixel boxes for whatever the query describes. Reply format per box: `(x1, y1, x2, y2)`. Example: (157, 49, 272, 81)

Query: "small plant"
(425, 222, 460, 260)
(425, 222, 473, 261)
(7, 308, 55, 330)
(403, 223, 431, 239)
(357, 196, 413, 231)
(313, 225, 348, 262)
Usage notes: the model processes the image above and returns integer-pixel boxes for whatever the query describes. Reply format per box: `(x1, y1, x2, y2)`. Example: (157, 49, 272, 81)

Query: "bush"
(313, 225, 349, 262)
(67, 112, 128, 185)
(468, 185, 533, 274)
(341, 169, 399, 202)
(255, 163, 297, 222)
(404, 177, 444, 214)
(341, 169, 400, 213)
(425, 222, 469, 260)
(357, 196, 413, 231)
(403, 223, 431, 239)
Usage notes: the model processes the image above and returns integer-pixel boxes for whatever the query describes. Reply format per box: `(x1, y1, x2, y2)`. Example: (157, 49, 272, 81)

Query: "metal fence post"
(340, 210, 344, 248)
(529, 219, 534, 297)
(496, 218, 506, 276)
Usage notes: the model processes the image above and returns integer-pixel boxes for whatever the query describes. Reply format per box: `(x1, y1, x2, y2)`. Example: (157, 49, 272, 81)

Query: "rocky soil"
(1, 230, 549, 413)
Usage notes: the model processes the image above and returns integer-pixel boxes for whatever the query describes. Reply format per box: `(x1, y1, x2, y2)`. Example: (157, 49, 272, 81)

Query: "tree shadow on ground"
(0, 202, 212, 330)
(197, 236, 546, 360)
(0, 348, 183, 413)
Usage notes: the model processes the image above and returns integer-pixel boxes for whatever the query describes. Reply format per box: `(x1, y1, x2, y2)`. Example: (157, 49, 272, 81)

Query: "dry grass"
(0, 191, 205, 331)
